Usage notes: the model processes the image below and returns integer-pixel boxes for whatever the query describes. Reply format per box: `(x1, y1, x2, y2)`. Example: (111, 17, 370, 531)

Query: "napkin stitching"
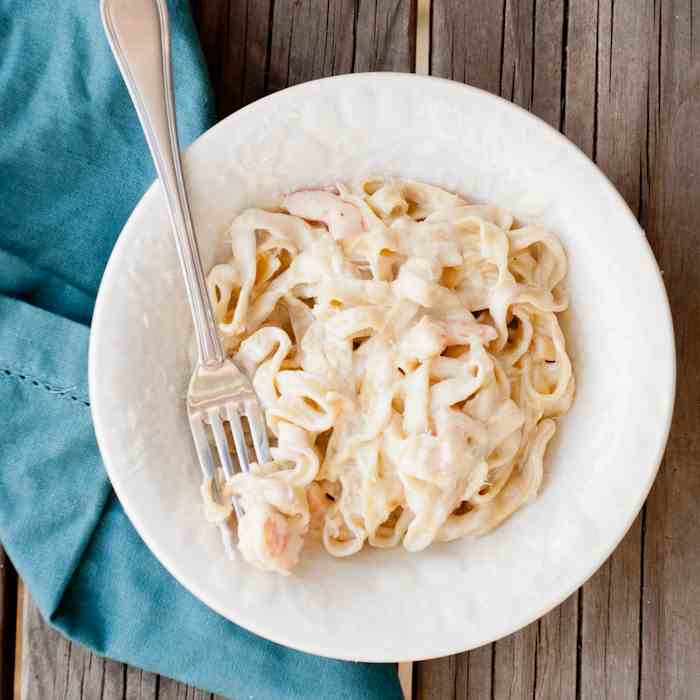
(1, 367, 90, 406)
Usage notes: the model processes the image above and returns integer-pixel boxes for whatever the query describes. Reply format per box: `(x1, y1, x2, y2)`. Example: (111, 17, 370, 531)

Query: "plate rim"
(89, 72, 676, 662)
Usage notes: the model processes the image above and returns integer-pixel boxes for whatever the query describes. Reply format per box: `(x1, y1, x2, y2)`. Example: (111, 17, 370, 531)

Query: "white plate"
(89, 73, 675, 662)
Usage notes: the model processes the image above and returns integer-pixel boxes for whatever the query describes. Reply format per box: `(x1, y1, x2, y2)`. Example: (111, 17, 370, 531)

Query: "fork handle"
(101, 0, 225, 368)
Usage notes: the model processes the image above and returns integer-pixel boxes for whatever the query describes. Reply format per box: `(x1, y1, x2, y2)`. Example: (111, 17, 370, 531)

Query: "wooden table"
(1, 1, 698, 698)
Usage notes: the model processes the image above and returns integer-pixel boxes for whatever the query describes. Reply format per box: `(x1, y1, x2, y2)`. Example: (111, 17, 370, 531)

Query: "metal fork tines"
(101, 0, 271, 554)
(188, 362, 272, 519)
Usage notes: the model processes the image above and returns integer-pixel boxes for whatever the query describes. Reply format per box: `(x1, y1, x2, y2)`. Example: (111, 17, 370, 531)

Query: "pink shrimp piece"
(238, 504, 304, 574)
(284, 190, 364, 240)
(439, 319, 498, 345)
(400, 316, 498, 368)
(263, 513, 289, 557)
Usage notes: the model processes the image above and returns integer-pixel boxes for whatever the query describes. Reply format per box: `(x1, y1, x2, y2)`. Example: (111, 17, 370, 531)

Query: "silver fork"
(101, 0, 271, 550)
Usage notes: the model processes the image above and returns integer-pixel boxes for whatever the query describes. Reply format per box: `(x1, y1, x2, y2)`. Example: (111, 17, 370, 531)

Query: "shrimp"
(283, 190, 364, 241)
(438, 316, 498, 346)
(237, 503, 305, 575)
(398, 314, 498, 370)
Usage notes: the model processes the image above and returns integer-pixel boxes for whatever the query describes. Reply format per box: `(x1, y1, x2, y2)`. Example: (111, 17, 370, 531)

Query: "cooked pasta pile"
(204, 178, 574, 574)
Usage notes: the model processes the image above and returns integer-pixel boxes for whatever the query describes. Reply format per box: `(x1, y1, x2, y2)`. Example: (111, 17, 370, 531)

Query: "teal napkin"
(0, 2, 403, 698)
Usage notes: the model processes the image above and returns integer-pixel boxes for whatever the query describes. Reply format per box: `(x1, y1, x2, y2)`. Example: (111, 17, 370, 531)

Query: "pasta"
(203, 178, 575, 574)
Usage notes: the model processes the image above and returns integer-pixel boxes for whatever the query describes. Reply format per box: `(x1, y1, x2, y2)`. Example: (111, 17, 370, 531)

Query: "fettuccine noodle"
(204, 178, 574, 574)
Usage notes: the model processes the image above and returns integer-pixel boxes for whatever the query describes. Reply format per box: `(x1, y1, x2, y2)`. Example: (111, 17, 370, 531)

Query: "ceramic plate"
(89, 74, 675, 662)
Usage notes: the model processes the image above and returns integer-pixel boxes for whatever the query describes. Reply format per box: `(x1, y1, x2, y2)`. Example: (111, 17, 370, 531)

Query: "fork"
(101, 0, 271, 552)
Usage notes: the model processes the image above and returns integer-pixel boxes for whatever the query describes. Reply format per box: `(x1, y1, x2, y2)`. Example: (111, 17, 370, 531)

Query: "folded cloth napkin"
(0, 2, 403, 698)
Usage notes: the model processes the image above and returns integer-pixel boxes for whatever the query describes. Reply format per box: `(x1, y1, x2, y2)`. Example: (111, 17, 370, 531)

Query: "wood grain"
(268, 0, 352, 92)
(563, 0, 597, 158)
(267, 0, 414, 94)
(431, 0, 505, 94)
(534, 595, 577, 700)
(576, 2, 652, 698)
(419, 3, 578, 697)
(355, 0, 416, 73)
(20, 593, 225, 700)
(493, 622, 537, 699)
(414, 654, 455, 700)
(420, 1, 699, 698)
(641, 1, 700, 699)
(191, 0, 272, 118)
(456, 643, 493, 700)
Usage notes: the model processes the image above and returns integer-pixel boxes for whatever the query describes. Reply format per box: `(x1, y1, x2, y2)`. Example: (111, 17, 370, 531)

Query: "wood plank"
(124, 665, 158, 700)
(493, 622, 537, 699)
(563, 0, 597, 159)
(81, 657, 127, 700)
(531, 0, 566, 129)
(495, 10, 574, 696)
(189, 0, 229, 117)
(220, 0, 273, 116)
(500, 0, 535, 109)
(641, 1, 700, 699)
(21, 595, 126, 700)
(431, 0, 506, 94)
(424, 3, 578, 696)
(455, 642, 493, 700)
(354, 0, 416, 73)
(20, 595, 56, 699)
(558, 11, 599, 683)
(579, 521, 642, 700)
(157, 677, 218, 700)
(19, 592, 223, 700)
(191, 0, 273, 119)
(576, 2, 654, 697)
(267, 0, 355, 92)
(267, 0, 415, 94)
(1, 544, 17, 700)
(534, 594, 578, 700)
(594, 0, 651, 211)
(414, 655, 455, 700)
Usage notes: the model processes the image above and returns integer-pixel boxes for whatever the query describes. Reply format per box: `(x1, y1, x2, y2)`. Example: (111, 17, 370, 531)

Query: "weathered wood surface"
(415, 1, 700, 699)
(6, 1, 699, 699)
(20, 593, 225, 700)
(641, 2, 700, 698)
(195, 0, 415, 120)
